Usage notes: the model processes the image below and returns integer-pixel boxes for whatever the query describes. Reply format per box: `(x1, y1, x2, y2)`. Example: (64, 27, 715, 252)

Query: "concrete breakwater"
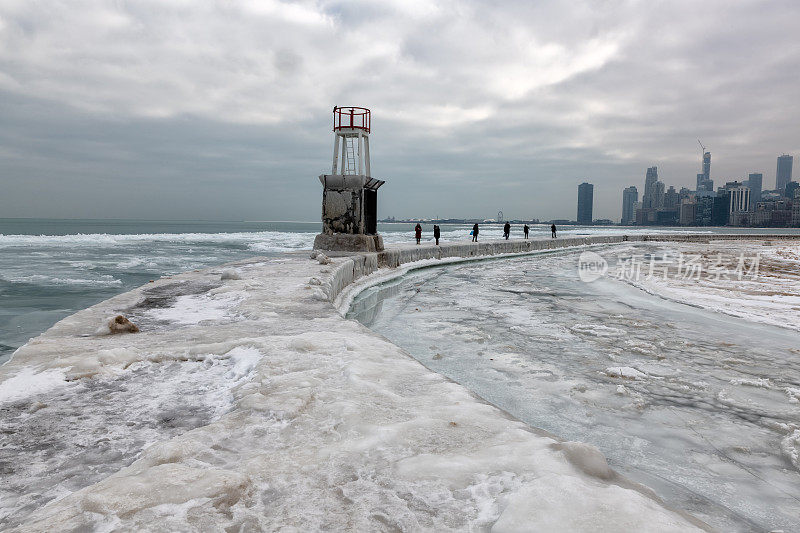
(325, 233, 800, 304)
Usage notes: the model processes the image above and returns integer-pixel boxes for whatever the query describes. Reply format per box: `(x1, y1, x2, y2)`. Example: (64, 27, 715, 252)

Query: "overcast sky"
(1, 0, 798, 222)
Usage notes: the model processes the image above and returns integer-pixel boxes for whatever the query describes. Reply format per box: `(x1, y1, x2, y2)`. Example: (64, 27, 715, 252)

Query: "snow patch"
(224, 346, 263, 382)
(0, 367, 67, 403)
(142, 291, 243, 326)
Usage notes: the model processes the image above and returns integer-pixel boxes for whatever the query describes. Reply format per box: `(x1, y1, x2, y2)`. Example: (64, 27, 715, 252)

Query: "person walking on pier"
(472, 223, 479, 242)
(415, 223, 422, 245)
(523, 224, 529, 239)
(551, 224, 557, 239)
(503, 222, 511, 240)
(433, 224, 441, 245)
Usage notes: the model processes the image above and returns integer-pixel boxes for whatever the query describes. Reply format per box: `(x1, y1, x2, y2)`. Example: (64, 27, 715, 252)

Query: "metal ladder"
(344, 137, 358, 175)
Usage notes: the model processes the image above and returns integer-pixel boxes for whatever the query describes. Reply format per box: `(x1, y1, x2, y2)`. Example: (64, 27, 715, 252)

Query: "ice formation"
(351, 239, 800, 532)
(0, 245, 704, 531)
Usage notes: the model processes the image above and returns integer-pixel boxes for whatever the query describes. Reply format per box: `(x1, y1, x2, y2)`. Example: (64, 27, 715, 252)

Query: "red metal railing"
(333, 106, 370, 133)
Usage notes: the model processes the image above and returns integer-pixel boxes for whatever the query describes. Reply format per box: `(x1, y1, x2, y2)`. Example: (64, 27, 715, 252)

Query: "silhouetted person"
(472, 223, 479, 242)
(415, 223, 422, 244)
(433, 224, 441, 245)
(523, 224, 529, 239)
(503, 222, 511, 240)
(551, 224, 557, 238)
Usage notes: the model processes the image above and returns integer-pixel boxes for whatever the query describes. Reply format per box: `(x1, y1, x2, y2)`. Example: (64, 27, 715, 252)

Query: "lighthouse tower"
(313, 106, 385, 252)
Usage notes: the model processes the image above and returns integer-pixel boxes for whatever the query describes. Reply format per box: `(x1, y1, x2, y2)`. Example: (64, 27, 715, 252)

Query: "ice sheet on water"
(611, 240, 800, 332)
(353, 244, 800, 531)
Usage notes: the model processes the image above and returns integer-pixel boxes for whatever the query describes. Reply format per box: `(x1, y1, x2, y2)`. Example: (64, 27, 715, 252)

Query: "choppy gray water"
(349, 245, 800, 532)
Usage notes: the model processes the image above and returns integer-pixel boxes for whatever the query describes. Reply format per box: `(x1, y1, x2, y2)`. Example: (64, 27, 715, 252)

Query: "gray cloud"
(1, 0, 798, 222)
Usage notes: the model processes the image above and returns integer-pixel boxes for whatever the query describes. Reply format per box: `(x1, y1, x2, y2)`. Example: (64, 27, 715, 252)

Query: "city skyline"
(624, 152, 797, 227)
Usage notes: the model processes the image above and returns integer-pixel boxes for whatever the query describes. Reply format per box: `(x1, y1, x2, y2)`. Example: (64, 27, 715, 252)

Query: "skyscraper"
(696, 151, 712, 191)
(664, 185, 679, 208)
(577, 182, 594, 225)
(777, 154, 793, 194)
(747, 173, 763, 207)
(643, 166, 658, 208)
(653, 181, 666, 208)
(621, 186, 638, 225)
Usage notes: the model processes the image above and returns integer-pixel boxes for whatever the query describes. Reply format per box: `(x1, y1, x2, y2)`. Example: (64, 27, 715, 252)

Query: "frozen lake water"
(349, 241, 800, 532)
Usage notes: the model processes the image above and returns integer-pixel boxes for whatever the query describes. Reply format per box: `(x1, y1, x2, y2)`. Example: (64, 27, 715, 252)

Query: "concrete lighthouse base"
(313, 233, 384, 253)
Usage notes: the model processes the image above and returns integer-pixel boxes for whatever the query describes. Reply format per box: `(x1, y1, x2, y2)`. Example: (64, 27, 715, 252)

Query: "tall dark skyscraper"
(643, 166, 658, 207)
(776, 154, 793, 193)
(577, 182, 594, 225)
(621, 186, 638, 225)
(747, 173, 763, 207)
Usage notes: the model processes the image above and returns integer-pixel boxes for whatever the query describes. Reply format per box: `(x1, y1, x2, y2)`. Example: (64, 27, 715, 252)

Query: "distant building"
(653, 181, 666, 208)
(656, 208, 679, 225)
(696, 151, 711, 191)
(746, 173, 763, 207)
(577, 182, 594, 225)
(634, 206, 679, 226)
(729, 186, 751, 215)
(696, 196, 715, 226)
(679, 198, 696, 226)
(621, 186, 638, 225)
(753, 199, 793, 227)
(785, 181, 799, 199)
(643, 167, 658, 208)
(712, 193, 730, 226)
(664, 186, 679, 208)
(777, 154, 793, 193)
(635, 207, 654, 225)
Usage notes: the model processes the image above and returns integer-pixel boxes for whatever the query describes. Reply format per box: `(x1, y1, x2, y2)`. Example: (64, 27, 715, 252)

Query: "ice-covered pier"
(7, 234, 796, 530)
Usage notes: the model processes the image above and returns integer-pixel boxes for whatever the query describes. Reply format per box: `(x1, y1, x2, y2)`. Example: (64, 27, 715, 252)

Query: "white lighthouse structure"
(313, 106, 385, 252)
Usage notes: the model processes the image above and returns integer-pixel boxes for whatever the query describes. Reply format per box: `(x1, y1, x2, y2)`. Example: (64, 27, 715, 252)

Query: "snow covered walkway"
(0, 237, 727, 531)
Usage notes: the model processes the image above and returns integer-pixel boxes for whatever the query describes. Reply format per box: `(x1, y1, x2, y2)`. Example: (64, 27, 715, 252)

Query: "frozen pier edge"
(5, 234, 795, 531)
